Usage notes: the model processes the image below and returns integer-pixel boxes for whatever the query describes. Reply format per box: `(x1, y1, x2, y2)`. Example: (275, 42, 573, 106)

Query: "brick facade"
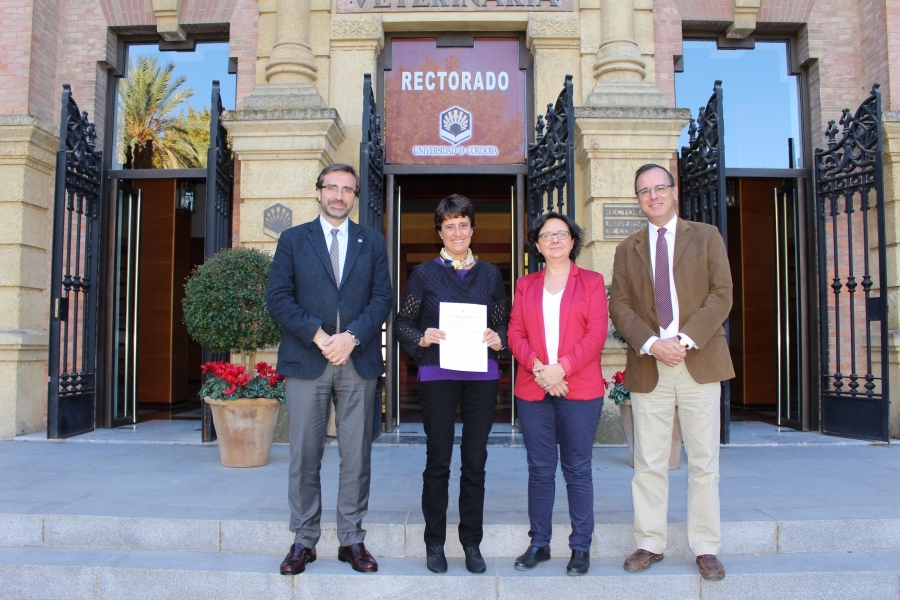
(0, 0, 897, 438)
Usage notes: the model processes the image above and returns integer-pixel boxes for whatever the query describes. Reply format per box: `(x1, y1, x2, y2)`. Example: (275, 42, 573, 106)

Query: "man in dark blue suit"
(267, 163, 393, 575)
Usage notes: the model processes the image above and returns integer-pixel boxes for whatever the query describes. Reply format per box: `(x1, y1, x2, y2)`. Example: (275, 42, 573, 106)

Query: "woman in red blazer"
(507, 212, 608, 576)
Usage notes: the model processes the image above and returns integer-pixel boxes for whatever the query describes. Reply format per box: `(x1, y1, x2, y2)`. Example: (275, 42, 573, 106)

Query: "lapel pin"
(358, 239, 363, 242)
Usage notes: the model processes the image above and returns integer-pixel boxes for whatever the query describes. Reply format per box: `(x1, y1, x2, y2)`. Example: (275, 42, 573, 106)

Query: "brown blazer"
(609, 218, 735, 393)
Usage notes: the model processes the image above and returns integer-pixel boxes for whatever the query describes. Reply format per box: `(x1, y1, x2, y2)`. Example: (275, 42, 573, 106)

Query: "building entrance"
(725, 175, 809, 429)
(106, 178, 207, 427)
(389, 174, 519, 427)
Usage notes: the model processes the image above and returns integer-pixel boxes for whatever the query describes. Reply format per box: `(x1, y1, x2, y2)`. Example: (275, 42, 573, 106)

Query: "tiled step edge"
(0, 549, 898, 600)
(1, 514, 899, 559)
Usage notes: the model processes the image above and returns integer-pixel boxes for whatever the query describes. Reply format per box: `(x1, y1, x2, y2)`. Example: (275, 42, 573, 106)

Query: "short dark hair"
(316, 163, 360, 195)
(527, 212, 584, 261)
(633, 163, 675, 194)
(434, 194, 476, 231)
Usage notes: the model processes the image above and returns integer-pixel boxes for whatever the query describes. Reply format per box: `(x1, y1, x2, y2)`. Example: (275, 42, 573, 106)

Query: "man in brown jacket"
(610, 164, 734, 581)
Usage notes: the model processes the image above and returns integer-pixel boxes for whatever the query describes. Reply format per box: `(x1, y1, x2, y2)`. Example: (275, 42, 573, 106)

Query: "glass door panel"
(111, 182, 142, 426)
(774, 181, 802, 428)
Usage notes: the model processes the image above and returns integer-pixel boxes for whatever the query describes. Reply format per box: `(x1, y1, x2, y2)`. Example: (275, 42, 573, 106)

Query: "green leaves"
(116, 56, 209, 169)
(183, 247, 282, 356)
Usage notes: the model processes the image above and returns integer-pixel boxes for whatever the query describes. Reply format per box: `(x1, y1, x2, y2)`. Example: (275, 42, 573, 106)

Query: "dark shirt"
(395, 258, 509, 381)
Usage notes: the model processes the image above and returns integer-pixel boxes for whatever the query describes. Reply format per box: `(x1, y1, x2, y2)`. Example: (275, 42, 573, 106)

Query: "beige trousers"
(630, 361, 721, 557)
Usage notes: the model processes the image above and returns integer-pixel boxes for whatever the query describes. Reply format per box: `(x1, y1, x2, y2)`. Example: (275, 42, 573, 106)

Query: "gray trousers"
(286, 363, 376, 547)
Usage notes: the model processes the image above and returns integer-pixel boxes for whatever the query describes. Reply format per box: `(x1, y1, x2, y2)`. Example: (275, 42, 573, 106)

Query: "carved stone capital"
(330, 15, 384, 53)
(152, 0, 186, 42)
(527, 14, 580, 44)
(331, 15, 383, 41)
(726, 0, 760, 39)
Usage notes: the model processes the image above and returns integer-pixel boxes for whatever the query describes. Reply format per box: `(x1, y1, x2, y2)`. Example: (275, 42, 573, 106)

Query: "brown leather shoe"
(280, 543, 316, 575)
(338, 542, 378, 573)
(623, 548, 664, 573)
(696, 554, 725, 581)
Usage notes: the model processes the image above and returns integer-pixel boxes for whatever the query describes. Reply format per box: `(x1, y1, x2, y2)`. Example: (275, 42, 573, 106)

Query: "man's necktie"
(654, 227, 673, 329)
(330, 228, 341, 332)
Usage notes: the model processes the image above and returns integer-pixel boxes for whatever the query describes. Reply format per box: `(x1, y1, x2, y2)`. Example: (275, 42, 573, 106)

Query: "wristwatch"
(676, 333, 689, 348)
(346, 330, 360, 346)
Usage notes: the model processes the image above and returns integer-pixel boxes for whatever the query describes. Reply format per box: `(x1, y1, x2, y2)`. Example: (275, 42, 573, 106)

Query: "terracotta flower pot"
(205, 397, 281, 467)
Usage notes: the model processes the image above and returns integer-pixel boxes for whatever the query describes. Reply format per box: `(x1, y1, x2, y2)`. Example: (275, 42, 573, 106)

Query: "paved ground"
(2, 427, 898, 528)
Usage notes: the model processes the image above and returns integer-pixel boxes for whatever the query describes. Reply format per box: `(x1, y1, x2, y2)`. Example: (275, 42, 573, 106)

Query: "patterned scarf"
(440, 247, 476, 270)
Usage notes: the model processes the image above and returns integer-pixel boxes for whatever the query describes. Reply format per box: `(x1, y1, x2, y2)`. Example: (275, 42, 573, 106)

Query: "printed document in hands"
(438, 302, 487, 372)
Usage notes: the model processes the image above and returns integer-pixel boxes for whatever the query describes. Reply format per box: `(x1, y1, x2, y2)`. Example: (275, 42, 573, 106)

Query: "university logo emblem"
(439, 106, 472, 145)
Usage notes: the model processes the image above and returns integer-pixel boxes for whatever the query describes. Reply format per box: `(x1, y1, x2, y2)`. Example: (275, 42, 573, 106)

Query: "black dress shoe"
(338, 542, 378, 572)
(566, 549, 590, 576)
(463, 545, 486, 574)
(279, 542, 316, 575)
(514, 545, 551, 571)
(426, 544, 447, 573)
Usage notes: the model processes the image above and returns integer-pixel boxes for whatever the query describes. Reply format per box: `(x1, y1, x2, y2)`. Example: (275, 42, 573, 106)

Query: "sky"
(123, 42, 236, 112)
(675, 40, 801, 169)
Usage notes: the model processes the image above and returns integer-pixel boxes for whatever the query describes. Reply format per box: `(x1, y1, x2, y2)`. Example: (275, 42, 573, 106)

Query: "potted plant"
(198, 361, 284, 467)
(183, 246, 284, 467)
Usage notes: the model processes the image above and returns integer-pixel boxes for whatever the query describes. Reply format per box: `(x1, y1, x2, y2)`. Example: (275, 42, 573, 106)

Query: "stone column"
(221, 110, 346, 257)
(879, 113, 900, 438)
(0, 116, 57, 438)
(577, 106, 691, 445)
(587, 0, 667, 108)
(245, 0, 325, 110)
(573, 0, 691, 443)
(328, 15, 384, 166)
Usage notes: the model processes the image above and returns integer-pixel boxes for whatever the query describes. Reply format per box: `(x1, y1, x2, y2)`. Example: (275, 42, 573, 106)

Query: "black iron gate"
(201, 81, 235, 442)
(48, 85, 103, 438)
(526, 74, 576, 273)
(814, 85, 889, 442)
(358, 73, 385, 232)
(677, 80, 731, 443)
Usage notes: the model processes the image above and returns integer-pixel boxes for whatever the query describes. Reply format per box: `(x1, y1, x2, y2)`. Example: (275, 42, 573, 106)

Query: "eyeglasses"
(319, 184, 357, 198)
(637, 184, 674, 199)
(538, 230, 571, 242)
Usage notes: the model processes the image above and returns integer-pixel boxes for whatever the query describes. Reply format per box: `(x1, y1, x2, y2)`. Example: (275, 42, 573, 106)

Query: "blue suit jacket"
(266, 218, 393, 380)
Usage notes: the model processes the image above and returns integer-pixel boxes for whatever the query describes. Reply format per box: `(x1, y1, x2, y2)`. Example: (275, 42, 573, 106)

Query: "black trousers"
(418, 379, 499, 547)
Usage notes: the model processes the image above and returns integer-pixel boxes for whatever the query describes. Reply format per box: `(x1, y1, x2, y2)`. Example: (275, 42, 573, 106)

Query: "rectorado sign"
(384, 38, 526, 165)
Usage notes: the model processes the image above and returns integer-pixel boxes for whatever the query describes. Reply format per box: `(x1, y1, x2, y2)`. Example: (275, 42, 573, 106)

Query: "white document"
(438, 302, 488, 372)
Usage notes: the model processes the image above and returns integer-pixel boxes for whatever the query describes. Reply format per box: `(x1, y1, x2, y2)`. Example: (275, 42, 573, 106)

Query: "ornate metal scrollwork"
(814, 84, 889, 441)
(527, 74, 575, 223)
(526, 75, 575, 273)
(48, 85, 104, 438)
(679, 81, 725, 234)
(358, 73, 385, 231)
(205, 81, 233, 260)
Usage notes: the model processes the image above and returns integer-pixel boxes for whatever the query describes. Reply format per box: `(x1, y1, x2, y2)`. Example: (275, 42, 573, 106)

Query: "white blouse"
(543, 287, 564, 365)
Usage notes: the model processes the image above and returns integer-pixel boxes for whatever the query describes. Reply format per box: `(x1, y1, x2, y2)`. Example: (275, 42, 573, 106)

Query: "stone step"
(0, 547, 898, 600)
(2, 512, 899, 558)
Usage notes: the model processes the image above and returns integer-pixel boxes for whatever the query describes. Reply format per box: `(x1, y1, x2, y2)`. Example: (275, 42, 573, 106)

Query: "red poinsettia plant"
(605, 370, 631, 405)
(199, 361, 286, 402)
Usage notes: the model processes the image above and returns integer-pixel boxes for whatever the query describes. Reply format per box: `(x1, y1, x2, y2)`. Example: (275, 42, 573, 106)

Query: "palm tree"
(117, 56, 208, 169)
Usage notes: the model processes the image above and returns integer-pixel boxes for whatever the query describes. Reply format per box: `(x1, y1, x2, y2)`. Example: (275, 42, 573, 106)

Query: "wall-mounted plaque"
(264, 204, 293, 240)
(604, 203, 646, 240)
(384, 38, 526, 165)
(338, 0, 571, 14)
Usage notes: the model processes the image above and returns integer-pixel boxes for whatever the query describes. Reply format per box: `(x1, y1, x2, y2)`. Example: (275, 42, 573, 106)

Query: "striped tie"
(654, 227, 673, 329)
(330, 228, 341, 332)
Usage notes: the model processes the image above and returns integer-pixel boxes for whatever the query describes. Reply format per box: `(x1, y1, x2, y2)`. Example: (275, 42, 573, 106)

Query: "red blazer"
(508, 262, 608, 401)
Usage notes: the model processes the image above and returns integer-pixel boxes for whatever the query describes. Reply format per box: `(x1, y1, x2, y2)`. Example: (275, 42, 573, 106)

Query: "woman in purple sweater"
(395, 194, 509, 575)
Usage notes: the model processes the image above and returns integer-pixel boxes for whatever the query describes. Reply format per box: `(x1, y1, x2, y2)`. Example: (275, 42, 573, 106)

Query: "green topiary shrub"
(182, 246, 282, 366)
